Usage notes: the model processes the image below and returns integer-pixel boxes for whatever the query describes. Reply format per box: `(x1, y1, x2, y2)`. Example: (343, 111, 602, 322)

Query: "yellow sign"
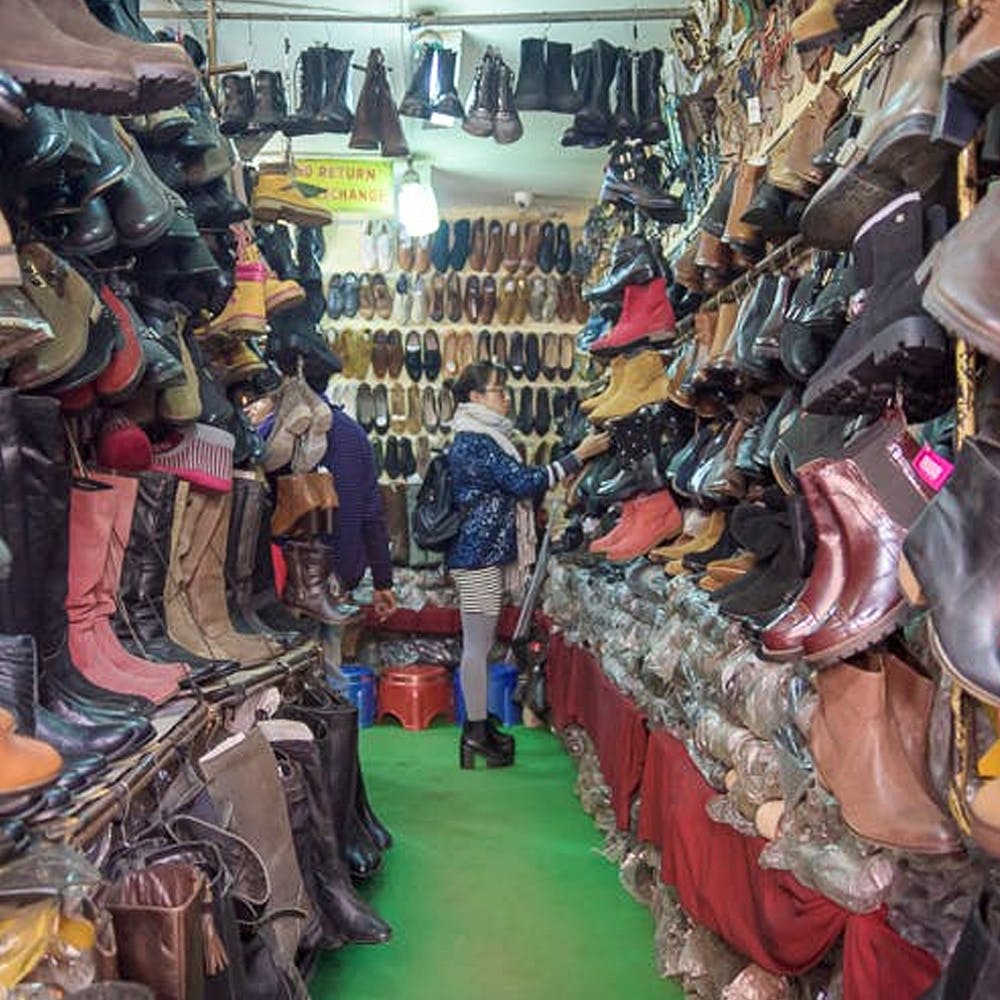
(294, 158, 395, 217)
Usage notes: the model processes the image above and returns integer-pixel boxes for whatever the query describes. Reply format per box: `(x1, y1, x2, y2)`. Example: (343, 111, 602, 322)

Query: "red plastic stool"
(377, 665, 454, 731)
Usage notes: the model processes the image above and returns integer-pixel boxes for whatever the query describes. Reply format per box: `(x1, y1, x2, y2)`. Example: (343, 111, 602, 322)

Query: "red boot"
(604, 488, 682, 562)
(589, 276, 675, 354)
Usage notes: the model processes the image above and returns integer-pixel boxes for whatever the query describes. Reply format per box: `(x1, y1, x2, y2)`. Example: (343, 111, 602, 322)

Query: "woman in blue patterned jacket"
(447, 361, 609, 769)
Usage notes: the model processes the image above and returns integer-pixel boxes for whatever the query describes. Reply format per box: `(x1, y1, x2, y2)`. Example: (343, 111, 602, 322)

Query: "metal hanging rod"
(142, 6, 686, 25)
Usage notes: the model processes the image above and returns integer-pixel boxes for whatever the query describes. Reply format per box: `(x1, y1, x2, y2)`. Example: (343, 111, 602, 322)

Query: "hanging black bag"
(411, 450, 462, 552)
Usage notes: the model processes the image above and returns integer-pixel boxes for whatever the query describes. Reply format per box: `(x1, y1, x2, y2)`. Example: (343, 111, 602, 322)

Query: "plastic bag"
(722, 964, 794, 1000)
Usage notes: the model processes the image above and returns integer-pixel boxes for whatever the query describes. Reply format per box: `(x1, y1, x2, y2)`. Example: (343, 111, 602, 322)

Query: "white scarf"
(453, 402, 537, 600)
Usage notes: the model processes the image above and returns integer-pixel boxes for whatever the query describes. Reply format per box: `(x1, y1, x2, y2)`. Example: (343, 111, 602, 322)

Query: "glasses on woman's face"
(484, 386, 506, 395)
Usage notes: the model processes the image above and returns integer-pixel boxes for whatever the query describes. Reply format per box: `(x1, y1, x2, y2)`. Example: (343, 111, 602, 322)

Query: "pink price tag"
(912, 444, 954, 492)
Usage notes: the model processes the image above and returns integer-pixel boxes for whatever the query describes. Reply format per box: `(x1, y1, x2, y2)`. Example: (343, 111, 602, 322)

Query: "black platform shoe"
(460, 720, 514, 769)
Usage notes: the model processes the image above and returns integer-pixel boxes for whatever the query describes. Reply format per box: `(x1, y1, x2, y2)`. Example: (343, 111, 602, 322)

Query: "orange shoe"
(603, 489, 683, 563)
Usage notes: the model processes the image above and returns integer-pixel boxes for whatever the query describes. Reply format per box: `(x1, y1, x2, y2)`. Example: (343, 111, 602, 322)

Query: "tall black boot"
(282, 47, 324, 137)
(271, 731, 392, 945)
(611, 48, 638, 140)
(430, 48, 464, 123)
(561, 50, 598, 147)
(355, 769, 392, 851)
(545, 40, 582, 114)
(280, 686, 383, 879)
(636, 48, 668, 143)
(318, 46, 354, 133)
(572, 39, 616, 141)
(513, 38, 547, 111)
(112, 471, 235, 682)
(399, 44, 435, 120)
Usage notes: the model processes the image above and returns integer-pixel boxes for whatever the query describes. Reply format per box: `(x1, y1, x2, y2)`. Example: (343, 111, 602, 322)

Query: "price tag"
(912, 444, 954, 492)
(747, 96, 762, 125)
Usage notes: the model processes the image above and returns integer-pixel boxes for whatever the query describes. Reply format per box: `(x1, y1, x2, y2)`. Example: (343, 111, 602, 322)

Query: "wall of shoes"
(550, 0, 1000, 994)
(313, 212, 597, 567)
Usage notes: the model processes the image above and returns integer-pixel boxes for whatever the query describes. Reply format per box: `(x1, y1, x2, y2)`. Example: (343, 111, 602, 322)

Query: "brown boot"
(165, 485, 282, 665)
(809, 655, 960, 853)
(375, 60, 409, 158)
(0, 0, 138, 114)
(282, 538, 360, 624)
(31, 0, 197, 111)
(349, 50, 382, 151)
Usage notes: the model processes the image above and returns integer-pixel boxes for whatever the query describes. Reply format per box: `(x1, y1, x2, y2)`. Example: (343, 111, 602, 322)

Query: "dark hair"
(451, 362, 507, 403)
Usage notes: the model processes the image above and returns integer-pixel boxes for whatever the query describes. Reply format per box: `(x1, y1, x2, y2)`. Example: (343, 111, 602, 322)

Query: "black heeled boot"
(460, 720, 514, 769)
(487, 717, 515, 756)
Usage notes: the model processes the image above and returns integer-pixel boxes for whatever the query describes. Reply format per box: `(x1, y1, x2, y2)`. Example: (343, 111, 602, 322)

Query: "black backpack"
(412, 451, 463, 552)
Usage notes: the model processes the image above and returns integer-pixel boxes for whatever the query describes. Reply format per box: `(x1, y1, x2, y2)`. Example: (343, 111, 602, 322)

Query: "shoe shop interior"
(1, 0, 999, 996)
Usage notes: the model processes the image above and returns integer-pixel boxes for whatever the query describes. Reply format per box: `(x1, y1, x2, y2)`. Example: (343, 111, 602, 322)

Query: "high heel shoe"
(487, 717, 515, 757)
(459, 720, 514, 769)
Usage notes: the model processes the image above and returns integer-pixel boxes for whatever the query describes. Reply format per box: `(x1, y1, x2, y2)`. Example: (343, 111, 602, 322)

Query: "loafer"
(423, 329, 441, 380)
(404, 329, 423, 380)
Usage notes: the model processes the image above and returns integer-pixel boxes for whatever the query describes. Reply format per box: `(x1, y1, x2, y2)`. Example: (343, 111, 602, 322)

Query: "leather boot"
(800, 0, 950, 250)
(920, 180, 1000, 359)
(809, 655, 960, 853)
(589, 276, 675, 353)
(399, 44, 435, 120)
(514, 38, 547, 111)
(279, 685, 384, 878)
(349, 49, 383, 150)
(573, 39, 617, 139)
(432, 48, 464, 123)
(635, 48, 668, 143)
(0, 0, 139, 115)
(226, 477, 299, 649)
(265, 722, 392, 945)
(164, 485, 283, 665)
(248, 69, 286, 132)
(561, 49, 599, 146)
(902, 436, 1000, 704)
(282, 538, 360, 625)
(355, 769, 392, 851)
(493, 59, 523, 144)
(463, 48, 499, 138)
(602, 489, 683, 562)
(0, 699, 62, 796)
(723, 159, 766, 256)
(35, 0, 196, 111)
(66, 475, 186, 703)
(375, 58, 409, 157)
(798, 458, 911, 663)
(460, 719, 513, 769)
(545, 40, 582, 113)
(803, 191, 949, 418)
(113, 471, 235, 682)
(611, 48, 638, 140)
(318, 46, 354, 133)
(220, 74, 254, 135)
(588, 349, 669, 421)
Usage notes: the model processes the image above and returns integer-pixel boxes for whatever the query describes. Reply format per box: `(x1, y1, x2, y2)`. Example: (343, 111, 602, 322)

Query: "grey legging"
(459, 610, 499, 721)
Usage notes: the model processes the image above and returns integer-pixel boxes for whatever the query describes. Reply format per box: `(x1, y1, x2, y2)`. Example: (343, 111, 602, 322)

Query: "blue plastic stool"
(339, 665, 378, 728)
(488, 662, 521, 727)
(452, 669, 466, 725)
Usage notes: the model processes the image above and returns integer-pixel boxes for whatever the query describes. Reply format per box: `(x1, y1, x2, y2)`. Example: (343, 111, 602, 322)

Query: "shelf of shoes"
(539, 561, 974, 998)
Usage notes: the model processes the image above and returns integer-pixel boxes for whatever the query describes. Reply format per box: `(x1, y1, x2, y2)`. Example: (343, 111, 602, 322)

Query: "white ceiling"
(151, 1, 685, 212)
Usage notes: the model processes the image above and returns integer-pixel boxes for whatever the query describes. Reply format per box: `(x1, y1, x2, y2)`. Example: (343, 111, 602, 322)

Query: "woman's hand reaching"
(572, 432, 611, 463)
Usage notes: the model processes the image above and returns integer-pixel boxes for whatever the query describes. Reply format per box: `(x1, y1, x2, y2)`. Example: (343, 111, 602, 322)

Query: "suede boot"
(513, 38, 547, 111)
(545, 40, 582, 114)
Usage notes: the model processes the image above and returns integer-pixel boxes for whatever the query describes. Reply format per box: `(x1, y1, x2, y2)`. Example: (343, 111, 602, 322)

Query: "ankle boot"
(164, 484, 283, 665)
(611, 48, 638, 140)
(279, 686, 384, 878)
(267, 726, 392, 945)
(282, 539, 360, 625)
(545, 40, 582, 114)
(636, 48, 668, 143)
(513, 38, 547, 111)
(493, 59, 523, 144)
(431, 48, 464, 123)
(66, 475, 186, 704)
(460, 719, 514, 769)
(463, 48, 499, 138)
(399, 44, 435, 119)
(249, 69, 286, 132)
(113, 471, 235, 682)
(220, 74, 254, 135)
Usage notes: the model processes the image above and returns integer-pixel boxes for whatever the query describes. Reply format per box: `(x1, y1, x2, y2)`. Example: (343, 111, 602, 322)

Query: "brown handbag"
(270, 471, 339, 538)
(105, 862, 208, 1000)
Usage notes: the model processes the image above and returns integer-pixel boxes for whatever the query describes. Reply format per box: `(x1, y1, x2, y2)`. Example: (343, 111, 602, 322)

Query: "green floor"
(311, 723, 683, 1000)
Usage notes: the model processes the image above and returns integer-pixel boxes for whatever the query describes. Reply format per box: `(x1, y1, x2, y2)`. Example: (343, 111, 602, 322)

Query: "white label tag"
(747, 96, 762, 125)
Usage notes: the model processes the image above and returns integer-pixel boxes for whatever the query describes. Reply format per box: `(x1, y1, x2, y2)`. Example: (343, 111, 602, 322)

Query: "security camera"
(513, 190, 533, 210)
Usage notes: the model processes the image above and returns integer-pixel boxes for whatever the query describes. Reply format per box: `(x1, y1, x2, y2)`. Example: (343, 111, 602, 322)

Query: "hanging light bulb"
(397, 157, 439, 237)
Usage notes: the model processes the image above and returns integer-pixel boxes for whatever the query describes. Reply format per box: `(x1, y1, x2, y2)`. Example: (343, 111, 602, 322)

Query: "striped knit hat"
(151, 423, 235, 493)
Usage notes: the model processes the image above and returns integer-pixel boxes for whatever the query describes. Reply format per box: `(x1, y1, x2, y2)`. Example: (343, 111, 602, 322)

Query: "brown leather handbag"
(105, 862, 209, 1000)
(270, 471, 339, 538)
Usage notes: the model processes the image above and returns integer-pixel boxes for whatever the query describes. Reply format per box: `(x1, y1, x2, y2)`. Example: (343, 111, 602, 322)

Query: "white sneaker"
(360, 220, 377, 272)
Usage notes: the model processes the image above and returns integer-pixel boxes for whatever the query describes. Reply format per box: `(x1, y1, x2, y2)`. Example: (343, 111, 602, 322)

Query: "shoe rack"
(318, 211, 597, 487)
